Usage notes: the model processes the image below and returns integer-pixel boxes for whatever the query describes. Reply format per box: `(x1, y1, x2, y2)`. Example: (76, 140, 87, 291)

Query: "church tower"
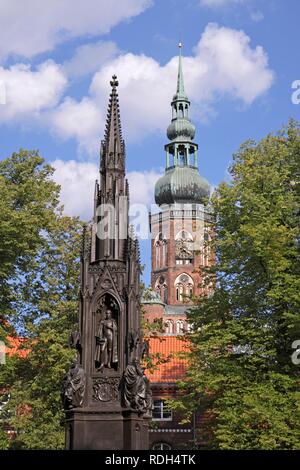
(62, 76, 150, 450)
(143, 46, 213, 449)
(146, 44, 212, 329)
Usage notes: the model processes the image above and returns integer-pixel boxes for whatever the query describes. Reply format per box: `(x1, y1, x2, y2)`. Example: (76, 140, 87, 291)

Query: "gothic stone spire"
(100, 75, 125, 182)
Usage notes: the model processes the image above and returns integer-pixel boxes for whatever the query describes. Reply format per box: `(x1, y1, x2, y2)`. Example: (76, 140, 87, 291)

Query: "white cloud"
(0, 0, 152, 60)
(52, 159, 98, 220)
(48, 97, 102, 154)
(0, 23, 273, 153)
(64, 41, 119, 78)
(50, 23, 273, 152)
(0, 61, 67, 121)
(52, 159, 162, 219)
(127, 169, 163, 206)
(199, 0, 245, 7)
(192, 23, 273, 104)
(250, 10, 264, 22)
(199, 0, 264, 24)
(90, 53, 173, 142)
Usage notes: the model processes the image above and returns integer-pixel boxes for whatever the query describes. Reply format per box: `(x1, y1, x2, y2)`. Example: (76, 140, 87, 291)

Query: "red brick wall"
(150, 216, 206, 305)
(142, 303, 164, 323)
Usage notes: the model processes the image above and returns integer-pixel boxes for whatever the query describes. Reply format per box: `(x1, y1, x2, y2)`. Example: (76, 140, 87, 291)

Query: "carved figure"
(61, 361, 85, 409)
(120, 360, 152, 414)
(95, 308, 118, 370)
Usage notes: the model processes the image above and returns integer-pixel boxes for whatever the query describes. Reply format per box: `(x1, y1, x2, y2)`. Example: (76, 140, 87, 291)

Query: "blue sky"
(0, 0, 299, 284)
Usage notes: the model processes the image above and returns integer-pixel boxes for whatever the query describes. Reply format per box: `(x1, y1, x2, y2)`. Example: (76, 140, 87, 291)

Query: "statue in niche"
(61, 361, 86, 410)
(120, 360, 152, 415)
(95, 307, 118, 371)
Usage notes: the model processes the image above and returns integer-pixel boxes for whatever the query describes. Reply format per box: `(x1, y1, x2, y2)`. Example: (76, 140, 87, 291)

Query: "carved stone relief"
(93, 377, 119, 402)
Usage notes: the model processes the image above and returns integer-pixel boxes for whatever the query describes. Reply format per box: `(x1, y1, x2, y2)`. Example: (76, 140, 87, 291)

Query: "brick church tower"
(143, 45, 213, 450)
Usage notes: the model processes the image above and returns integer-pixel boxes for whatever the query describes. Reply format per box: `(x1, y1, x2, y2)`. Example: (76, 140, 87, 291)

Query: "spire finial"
(103, 74, 123, 157)
(110, 74, 119, 88)
(176, 41, 186, 98)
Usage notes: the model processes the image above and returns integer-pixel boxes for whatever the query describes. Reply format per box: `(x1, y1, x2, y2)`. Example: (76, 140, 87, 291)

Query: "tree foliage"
(170, 120, 300, 449)
(0, 150, 82, 449)
(0, 149, 60, 340)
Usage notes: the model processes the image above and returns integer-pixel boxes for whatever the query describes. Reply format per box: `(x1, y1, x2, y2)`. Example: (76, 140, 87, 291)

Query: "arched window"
(175, 229, 194, 242)
(174, 273, 194, 303)
(178, 146, 186, 166)
(155, 275, 168, 303)
(165, 319, 174, 335)
(155, 233, 167, 269)
(189, 147, 195, 166)
(162, 239, 167, 266)
(163, 285, 168, 304)
(176, 320, 185, 334)
(185, 104, 188, 118)
(203, 231, 211, 265)
(155, 240, 160, 268)
(152, 442, 172, 450)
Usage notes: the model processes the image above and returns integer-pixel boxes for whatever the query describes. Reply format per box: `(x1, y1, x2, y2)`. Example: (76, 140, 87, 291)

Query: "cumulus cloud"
(0, 61, 67, 121)
(127, 169, 163, 206)
(90, 53, 173, 142)
(192, 23, 273, 104)
(0, 23, 273, 153)
(52, 159, 162, 220)
(50, 23, 274, 152)
(0, 0, 152, 60)
(63, 41, 119, 78)
(48, 97, 103, 154)
(52, 159, 98, 220)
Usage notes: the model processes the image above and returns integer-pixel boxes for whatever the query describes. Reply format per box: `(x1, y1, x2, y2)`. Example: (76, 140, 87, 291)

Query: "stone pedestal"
(65, 409, 149, 450)
(123, 411, 150, 450)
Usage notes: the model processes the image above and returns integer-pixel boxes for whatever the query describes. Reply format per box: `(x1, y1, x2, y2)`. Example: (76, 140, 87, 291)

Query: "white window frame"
(152, 399, 172, 421)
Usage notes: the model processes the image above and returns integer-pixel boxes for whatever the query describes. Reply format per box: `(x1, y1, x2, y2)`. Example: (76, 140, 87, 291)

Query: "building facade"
(143, 45, 213, 450)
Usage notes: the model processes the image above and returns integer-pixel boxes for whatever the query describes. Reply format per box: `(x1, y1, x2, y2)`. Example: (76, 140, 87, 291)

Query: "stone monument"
(61, 75, 151, 450)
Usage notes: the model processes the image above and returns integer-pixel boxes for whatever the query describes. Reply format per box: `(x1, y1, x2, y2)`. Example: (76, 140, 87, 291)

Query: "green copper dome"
(155, 44, 211, 207)
(155, 166, 210, 205)
(167, 117, 195, 141)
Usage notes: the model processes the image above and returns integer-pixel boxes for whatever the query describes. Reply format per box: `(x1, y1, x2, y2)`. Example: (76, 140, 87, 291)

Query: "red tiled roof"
(146, 336, 189, 383)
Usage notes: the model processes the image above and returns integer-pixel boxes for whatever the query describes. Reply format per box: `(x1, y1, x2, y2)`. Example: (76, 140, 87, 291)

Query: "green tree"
(170, 120, 300, 449)
(0, 149, 59, 340)
(0, 149, 83, 449)
(1, 216, 82, 449)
